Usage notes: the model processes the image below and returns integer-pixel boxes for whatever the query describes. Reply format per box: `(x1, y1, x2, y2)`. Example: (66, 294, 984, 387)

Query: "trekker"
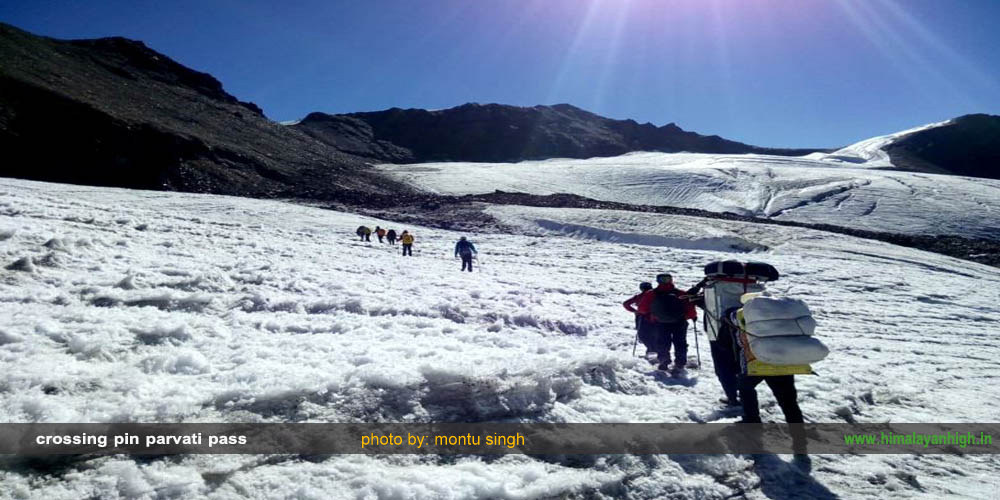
(623, 282, 655, 356)
(722, 303, 804, 424)
(356, 225, 372, 242)
(386, 229, 397, 245)
(454, 236, 477, 272)
(738, 371, 803, 424)
(375, 226, 386, 243)
(400, 230, 414, 256)
(639, 273, 697, 371)
(710, 304, 742, 407)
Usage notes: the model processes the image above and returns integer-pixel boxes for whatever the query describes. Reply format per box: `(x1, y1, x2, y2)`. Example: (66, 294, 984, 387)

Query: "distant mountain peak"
(294, 103, 822, 163)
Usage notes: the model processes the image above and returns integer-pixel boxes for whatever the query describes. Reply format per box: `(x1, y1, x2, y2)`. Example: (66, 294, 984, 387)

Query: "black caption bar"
(1, 423, 997, 455)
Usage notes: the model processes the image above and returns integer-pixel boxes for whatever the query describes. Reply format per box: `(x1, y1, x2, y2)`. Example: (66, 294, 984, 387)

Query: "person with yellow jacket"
(400, 230, 414, 256)
(724, 295, 805, 424)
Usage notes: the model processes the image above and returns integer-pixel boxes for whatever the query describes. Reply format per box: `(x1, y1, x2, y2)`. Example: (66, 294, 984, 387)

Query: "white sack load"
(742, 296, 812, 322)
(749, 336, 830, 365)
(745, 316, 817, 337)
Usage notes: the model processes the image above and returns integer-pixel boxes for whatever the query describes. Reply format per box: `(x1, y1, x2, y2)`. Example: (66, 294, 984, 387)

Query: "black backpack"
(651, 289, 686, 323)
(704, 260, 779, 282)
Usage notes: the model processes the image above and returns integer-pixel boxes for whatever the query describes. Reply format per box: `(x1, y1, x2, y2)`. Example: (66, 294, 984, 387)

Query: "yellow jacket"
(400, 233, 414, 244)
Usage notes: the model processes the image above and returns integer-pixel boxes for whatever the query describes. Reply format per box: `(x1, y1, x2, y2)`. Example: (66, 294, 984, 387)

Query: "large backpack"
(650, 288, 687, 323)
(702, 261, 773, 341)
(702, 260, 828, 376)
(733, 294, 829, 374)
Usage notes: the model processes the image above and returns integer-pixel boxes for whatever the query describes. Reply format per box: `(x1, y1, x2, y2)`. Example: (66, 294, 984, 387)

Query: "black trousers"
(710, 334, 740, 402)
(637, 317, 656, 353)
(653, 322, 688, 365)
(460, 253, 473, 271)
(387, 237, 396, 245)
(377, 235, 384, 243)
(739, 375, 803, 423)
(402, 244, 412, 256)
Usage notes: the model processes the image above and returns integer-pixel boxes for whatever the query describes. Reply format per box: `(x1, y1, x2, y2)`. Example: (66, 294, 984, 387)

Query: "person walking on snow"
(374, 226, 386, 243)
(356, 225, 371, 242)
(623, 282, 655, 355)
(638, 273, 697, 372)
(400, 230, 414, 256)
(386, 229, 397, 245)
(738, 370, 803, 424)
(720, 299, 803, 424)
(455, 236, 478, 272)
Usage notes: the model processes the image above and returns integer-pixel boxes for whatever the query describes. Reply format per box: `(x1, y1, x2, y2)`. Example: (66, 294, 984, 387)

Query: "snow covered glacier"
(1, 177, 999, 498)
(376, 124, 1000, 240)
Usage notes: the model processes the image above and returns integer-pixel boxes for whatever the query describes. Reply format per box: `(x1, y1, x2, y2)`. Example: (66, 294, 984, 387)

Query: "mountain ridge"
(293, 102, 827, 163)
(883, 113, 1000, 179)
(0, 22, 406, 201)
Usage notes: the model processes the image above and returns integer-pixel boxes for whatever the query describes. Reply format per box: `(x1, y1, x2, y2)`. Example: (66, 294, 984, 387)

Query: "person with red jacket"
(624, 282, 654, 358)
(639, 273, 699, 372)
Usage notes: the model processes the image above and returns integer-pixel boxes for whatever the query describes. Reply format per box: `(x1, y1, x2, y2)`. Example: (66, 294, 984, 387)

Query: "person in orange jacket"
(374, 226, 387, 243)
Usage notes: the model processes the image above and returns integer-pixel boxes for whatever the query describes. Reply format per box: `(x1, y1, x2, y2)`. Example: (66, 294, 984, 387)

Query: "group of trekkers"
(623, 274, 700, 373)
(624, 262, 816, 426)
(356, 225, 415, 255)
(355, 225, 479, 271)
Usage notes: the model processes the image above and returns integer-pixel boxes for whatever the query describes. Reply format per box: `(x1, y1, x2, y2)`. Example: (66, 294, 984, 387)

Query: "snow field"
(2, 178, 999, 498)
(377, 151, 1000, 239)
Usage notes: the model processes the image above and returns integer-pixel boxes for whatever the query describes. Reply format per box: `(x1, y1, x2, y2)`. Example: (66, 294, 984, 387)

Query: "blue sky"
(2, 0, 998, 148)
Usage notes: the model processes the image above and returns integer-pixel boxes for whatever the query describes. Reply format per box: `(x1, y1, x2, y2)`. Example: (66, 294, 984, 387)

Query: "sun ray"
(833, 0, 953, 104)
(589, 0, 632, 112)
(545, 0, 608, 105)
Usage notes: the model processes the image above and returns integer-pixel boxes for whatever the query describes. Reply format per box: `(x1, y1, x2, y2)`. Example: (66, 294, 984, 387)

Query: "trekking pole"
(693, 319, 701, 369)
(632, 330, 638, 357)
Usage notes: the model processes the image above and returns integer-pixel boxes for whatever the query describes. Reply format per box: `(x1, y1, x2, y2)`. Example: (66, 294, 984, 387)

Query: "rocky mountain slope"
(0, 22, 406, 200)
(884, 114, 1000, 180)
(293, 103, 824, 163)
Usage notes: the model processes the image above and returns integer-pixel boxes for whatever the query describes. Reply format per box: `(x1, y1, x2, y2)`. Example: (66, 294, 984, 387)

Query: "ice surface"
(1, 178, 999, 498)
(378, 147, 1000, 239)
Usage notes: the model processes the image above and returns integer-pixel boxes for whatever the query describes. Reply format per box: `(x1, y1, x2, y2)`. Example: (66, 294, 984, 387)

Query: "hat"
(655, 273, 673, 284)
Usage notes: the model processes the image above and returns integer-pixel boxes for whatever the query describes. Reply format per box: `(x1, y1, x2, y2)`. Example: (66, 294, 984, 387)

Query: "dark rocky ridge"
(0, 22, 408, 197)
(885, 114, 1000, 180)
(294, 103, 826, 163)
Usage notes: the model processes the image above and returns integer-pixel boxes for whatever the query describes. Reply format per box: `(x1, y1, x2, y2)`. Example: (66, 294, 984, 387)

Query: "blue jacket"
(455, 240, 477, 256)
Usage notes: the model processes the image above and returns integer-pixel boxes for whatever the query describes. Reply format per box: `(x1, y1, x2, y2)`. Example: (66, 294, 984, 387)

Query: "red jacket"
(623, 291, 649, 314)
(638, 283, 697, 323)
